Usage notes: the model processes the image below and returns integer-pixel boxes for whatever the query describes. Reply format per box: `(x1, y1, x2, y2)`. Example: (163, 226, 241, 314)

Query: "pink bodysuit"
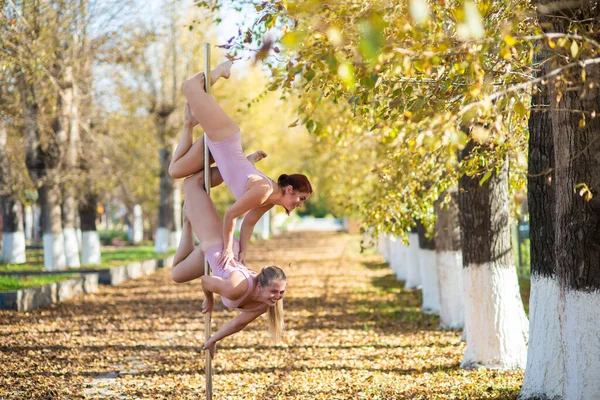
(204, 237, 268, 313)
(205, 132, 273, 200)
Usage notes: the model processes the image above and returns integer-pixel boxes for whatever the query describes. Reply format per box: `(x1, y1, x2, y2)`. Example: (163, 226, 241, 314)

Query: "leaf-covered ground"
(0, 232, 524, 399)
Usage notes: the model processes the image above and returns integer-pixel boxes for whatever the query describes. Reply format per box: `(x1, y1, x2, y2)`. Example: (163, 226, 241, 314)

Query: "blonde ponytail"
(268, 300, 284, 342)
(258, 266, 287, 342)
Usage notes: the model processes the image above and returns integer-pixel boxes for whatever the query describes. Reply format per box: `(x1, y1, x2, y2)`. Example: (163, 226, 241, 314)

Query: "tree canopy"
(194, 0, 599, 238)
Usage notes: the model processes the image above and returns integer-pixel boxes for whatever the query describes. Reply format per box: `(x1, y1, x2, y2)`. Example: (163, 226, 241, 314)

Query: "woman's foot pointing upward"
(247, 150, 267, 165)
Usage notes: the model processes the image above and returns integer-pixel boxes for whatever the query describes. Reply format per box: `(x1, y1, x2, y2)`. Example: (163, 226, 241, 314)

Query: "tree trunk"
(24, 205, 34, 241)
(404, 229, 422, 289)
(0, 197, 26, 264)
(459, 144, 528, 369)
(377, 234, 391, 263)
(547, 4, 600, 397)
(39, 177, 66, 270)
(256, 208, 271, 239)
(127, 204, 144, 244)
(79, 190, 100, 265)
(417, 222, 439, 314)
(32, 204, 41, 242)
(76, 31, 100, 266)
(155, 145, 174, 253)
(19, 70, 66, 271)
(519, 49, 560, 399)
(62, 68, 81, 268)
(170, 182, 182, 248)
(389, 235, 407, 281)
(435, 187, 464, 329)
(0, 119, 26, 264)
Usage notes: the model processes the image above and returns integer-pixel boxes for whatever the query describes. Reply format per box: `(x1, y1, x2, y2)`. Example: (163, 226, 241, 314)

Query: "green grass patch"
(0, 249, 44, 272)
(98, 246, 175, 268)
(0, 246, 175, 272)
(0, 274, 78, 291)
(519, 276, 531, 315)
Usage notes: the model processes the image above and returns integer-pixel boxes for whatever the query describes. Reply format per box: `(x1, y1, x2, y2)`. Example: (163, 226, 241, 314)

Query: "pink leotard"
(205, 132, 273, 200)
(204, 237, 268, 313)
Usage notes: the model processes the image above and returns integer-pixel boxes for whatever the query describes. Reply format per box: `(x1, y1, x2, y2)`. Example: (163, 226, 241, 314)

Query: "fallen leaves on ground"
(0, 232, 523, 399)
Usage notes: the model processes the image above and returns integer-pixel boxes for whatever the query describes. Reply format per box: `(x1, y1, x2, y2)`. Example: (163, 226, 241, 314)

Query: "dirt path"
(0, 232, 523, 399)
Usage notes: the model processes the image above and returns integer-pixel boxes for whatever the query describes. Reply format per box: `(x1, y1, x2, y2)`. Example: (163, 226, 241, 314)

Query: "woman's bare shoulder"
(225, 270, 250, 299)
(247, 174, 272, 186)
(246, 174, 274, 193)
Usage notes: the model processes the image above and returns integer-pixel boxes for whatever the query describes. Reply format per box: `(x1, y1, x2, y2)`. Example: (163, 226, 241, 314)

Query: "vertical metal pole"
(203, 42, 213, 400)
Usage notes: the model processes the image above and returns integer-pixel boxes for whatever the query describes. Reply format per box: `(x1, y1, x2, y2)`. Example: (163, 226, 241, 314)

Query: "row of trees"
(195, 0, 600, 398)
(1, 0, 104, 269)
(0, 1, 319, 269)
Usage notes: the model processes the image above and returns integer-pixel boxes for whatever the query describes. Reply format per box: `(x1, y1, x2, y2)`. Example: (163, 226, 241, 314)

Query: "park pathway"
(0, 232, 523, 399)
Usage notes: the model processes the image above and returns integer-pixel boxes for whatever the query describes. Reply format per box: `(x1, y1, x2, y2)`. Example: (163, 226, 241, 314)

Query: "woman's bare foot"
(247, 150, 267, 165)
(184, 60, 233, 93)
(202, 296, 214, 314)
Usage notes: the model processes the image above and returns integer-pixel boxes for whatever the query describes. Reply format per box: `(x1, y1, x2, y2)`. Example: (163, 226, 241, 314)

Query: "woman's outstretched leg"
(181, 171, 225, 251)
(171, 201, 216, 313)
(171, 208, 208, 283)
(182, 60, 240, 143)
(169, 102, 206, 178)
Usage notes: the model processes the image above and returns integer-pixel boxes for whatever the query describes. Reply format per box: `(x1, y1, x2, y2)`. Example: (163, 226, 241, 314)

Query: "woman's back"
(205, 132, 272, 199)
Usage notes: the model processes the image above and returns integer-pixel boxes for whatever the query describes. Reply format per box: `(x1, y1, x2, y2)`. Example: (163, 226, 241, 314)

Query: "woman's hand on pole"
(202, 338, 217, 358)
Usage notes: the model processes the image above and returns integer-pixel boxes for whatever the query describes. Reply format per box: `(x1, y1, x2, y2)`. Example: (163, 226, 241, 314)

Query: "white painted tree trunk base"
(390, 238, 407, 281)
(561, 287, 600, 399)
(418, 248, 440, 314)
(461, 262, 528, 369)
(33, 206, 41, 241)
(519, 275, 561, 399)
(436, 250, 464, 329)
(132, 204, 144, 243)
(24, 205, 33, 241)
(404, 233, 421, 289)
(43, 233, 67, 271)
(255, 209, 271, 239)
(63, 228, 81, 268)
(170, 230, 182, 249)
(173, 187, 182, 230)
(2, 232, 26, 264)
(81, 231, 101, 265)
(387, 236, 397, 273)
(377, 235, 391, 263)
(155, 228, 169, 254)
(76, 229, 82, 249)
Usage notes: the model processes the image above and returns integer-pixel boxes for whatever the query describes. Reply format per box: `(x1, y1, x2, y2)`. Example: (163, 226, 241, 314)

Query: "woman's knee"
(183, 172, 204, 194)
(171, 265, 187, 283)
(182, 73, 204, 97)
(168, 163, 182, 179)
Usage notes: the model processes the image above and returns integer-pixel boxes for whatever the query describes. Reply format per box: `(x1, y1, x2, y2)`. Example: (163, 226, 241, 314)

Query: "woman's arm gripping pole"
(219, 183, 272, 267)
(202, 309, 266, 358)
(238, 205, 273, 264)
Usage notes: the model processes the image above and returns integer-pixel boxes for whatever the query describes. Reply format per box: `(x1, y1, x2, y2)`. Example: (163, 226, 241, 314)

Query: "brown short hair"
(277, 174, 313, 194)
